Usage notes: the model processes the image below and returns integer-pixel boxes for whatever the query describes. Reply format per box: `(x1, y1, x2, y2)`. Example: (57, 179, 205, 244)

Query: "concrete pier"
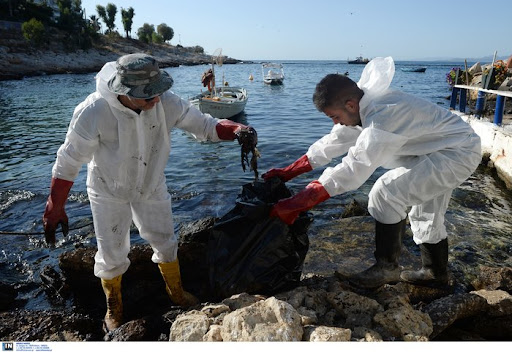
(456, 111, 512, 189)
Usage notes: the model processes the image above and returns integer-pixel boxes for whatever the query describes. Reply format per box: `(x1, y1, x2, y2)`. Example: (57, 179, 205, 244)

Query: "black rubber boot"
(349, 219, 405, 289)
(400, 238, 448, 286)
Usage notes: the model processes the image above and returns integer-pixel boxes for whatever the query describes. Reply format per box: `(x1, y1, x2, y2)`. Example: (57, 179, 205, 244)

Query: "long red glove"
(263, 154, 312, 182)
(270, 181, 330, 225)
(42, 177, 73, 245)
(216, 119, 255, 141)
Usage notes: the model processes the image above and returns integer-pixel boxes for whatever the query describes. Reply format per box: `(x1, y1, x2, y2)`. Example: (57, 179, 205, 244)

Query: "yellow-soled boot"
(100, 275, 123, 332)
(158, 260, 199, 307)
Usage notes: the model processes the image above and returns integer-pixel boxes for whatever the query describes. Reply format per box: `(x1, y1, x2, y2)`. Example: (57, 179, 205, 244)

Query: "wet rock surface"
(1, 215, 511, 342)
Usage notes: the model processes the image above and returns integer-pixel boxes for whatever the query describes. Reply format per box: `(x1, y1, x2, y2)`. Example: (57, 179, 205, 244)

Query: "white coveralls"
(306, 57, 481, 245)
(52, 62, 223, 279)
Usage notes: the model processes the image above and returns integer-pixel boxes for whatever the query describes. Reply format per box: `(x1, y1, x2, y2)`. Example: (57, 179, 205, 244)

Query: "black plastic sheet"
(207, 178, 312, 299)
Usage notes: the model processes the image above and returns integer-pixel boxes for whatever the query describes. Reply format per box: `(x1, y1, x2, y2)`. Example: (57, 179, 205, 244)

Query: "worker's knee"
(368, 180, 407, 224)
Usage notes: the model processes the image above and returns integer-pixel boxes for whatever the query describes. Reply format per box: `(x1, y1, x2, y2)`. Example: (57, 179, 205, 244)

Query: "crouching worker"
(42, 53, 256, 331)
(263, 57, 481, 289)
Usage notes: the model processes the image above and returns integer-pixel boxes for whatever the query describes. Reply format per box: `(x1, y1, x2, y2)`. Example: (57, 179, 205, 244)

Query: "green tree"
(137, 23, 154, 43)
(96, 3, 116, 34)
(54, 1, 92, 50)
(152, 32, 164, 44)
(157, 23, 173, 43)
(56, 0, 84, 32)
(191, 45, 204, 54)
(21, 17, 45, 47)
(89, 14, 101, 33)
(105, 3, 117, 32)
(120, 7, 134, 39)
(95, 4, 106, 29)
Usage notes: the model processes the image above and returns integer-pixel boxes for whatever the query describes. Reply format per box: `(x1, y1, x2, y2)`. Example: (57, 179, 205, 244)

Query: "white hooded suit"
(306, 57, 481, 245)
(52, 62, 223, 279)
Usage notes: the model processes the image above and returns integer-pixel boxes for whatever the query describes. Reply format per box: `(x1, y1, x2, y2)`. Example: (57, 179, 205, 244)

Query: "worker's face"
(323, 99, 361, 126)
(125, 95, 161, 111)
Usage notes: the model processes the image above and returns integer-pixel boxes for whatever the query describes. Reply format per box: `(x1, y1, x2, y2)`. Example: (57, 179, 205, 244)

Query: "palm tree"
(89, 14, 101, 33)
(121, 7, 134, 39)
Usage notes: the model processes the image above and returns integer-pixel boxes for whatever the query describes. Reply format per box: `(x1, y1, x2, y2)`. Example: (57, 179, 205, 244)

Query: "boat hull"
(190, 87, 248, 119)
(347, 60, 369, 64)
(401, 67, 427, 73)
(263, 77, 284, 85)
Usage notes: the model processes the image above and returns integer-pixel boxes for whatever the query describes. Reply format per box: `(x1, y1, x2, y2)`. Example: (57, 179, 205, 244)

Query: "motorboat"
(262, 62, 285, 85)
(190, 48, 248, 119)
(347, 56, 369, 64)
(190, 86, 248, 119)
(401, 67, 427, 73)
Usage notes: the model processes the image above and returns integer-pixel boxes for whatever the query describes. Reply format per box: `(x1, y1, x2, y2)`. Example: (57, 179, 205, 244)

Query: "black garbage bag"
(207, 178, 312, 300)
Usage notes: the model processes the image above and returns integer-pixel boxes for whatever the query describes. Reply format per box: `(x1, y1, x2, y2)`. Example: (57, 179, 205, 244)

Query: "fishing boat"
(190, 86, 248, 119)
(190, 48, 248, 119)
(401, 67, 427, 73)
(261, 62, 285, 85)
(347, 56, 370, 64)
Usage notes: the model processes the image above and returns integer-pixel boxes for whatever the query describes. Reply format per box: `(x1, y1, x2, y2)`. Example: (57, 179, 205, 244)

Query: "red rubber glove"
(263, 154, 312, 182)
(216, 119, 256, 141)
(270, 181, 330, 225)
(42, 177, 73, 245)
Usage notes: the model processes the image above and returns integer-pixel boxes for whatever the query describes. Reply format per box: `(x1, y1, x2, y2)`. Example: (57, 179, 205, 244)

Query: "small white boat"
(262, 62, 284, 85)
(190, 48, 248, 119)
(190, 86, 248, 119)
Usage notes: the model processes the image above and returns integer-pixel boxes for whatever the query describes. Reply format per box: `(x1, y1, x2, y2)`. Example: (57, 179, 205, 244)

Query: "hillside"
(0, 26, 241, 81)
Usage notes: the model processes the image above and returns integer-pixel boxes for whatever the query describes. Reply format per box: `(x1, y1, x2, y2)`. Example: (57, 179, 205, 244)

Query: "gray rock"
(374, 304, 433, 341)
(303, 325, 351, 341)
(471, 289, 512, 316)
(471, 266, 512, 292)
(221, 297, 303, 341)
(169, 310, 210, 342)
(424, 292, 488, 339)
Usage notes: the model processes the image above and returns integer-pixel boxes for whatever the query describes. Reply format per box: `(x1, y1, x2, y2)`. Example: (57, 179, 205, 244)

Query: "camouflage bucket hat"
(107, 53, 174, 99)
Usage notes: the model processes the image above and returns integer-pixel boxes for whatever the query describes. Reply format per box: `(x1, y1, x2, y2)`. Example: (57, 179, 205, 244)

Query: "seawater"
(1, 60, 511, 309)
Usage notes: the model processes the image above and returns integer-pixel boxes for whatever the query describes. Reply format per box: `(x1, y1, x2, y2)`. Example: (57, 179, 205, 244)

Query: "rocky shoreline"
(1, 215, 511, 342)
(0, 28, 242, 81)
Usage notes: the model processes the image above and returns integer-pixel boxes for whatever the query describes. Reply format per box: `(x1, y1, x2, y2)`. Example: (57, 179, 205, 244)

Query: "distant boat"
(347, 56, 370, 64)
(261, 62, 285, 85)
(401, 67, 427, 73)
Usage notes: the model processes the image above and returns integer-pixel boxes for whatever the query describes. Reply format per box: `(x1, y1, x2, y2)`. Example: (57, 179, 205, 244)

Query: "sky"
(80, 0, 511, 62)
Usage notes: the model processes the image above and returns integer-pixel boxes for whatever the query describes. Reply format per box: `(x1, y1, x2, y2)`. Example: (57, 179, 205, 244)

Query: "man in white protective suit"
(263, 57, 481, 289)
(42, 53, 257, 331)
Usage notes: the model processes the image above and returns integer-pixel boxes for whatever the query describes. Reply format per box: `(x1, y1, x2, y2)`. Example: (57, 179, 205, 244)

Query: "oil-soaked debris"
(237, 127, 260, 180)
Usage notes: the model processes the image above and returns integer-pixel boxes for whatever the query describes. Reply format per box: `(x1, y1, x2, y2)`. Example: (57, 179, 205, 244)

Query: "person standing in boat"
(263, 57, 481, 289)
(42, 53, 256, 332)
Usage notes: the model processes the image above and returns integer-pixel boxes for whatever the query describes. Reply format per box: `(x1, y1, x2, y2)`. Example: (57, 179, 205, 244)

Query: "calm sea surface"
(1, 60, 511, 308)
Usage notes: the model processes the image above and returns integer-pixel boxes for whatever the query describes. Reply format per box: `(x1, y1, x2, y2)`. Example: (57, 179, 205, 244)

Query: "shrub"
(22, 18, 46, 47)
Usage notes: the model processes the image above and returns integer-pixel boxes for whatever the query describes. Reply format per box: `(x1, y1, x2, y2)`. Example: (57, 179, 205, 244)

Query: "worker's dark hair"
(313, 74, 364, 111)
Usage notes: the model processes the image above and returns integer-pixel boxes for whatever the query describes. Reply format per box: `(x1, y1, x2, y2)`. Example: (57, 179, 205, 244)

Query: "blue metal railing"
(451, 84, 511, 126)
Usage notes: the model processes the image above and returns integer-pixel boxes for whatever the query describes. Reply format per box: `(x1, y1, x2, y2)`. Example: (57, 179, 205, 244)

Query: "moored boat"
(190, 48, 248, 119)
(190, 86, 248, 119)
(262, 62, 285, 85)
(347, 56, 370, 64)
(401, 67, 427, 73)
